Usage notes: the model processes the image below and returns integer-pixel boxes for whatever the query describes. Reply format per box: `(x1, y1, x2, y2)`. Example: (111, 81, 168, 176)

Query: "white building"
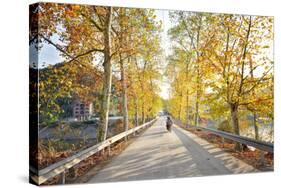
(73, 100, 93, 121)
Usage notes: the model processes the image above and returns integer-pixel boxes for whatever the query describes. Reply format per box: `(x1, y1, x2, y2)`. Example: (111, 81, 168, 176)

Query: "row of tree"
(30, 3, 163, 142)
(166, 12, 273, 147)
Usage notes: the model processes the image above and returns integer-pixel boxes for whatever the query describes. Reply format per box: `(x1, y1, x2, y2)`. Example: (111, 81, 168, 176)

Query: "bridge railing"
(195, 126, 273, 153)
(30, 118, 158, 185)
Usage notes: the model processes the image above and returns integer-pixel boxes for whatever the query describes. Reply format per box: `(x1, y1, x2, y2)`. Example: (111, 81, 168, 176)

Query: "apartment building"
(73, 100, 93, 120)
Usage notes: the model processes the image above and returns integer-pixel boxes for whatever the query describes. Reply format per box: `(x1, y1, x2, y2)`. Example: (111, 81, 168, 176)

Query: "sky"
(155, 9, 172, 100)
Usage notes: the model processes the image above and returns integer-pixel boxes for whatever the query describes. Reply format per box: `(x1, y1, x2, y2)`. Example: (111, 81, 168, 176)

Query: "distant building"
(73, 100, 93, 121)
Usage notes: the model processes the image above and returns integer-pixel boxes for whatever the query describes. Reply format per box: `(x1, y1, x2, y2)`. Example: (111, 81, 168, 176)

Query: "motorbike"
(166, 123, 172, 132)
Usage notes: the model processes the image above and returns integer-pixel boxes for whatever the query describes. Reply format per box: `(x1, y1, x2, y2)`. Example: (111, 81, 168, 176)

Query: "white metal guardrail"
(30, 118, 157, 185)
(196, 127, 273, 153)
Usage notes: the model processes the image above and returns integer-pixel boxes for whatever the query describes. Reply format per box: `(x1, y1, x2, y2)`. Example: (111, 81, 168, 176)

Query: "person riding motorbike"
(166, 116, 173, 132)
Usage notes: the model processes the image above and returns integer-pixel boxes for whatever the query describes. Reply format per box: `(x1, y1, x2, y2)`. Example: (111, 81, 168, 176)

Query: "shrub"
(217, 119, 233, 133)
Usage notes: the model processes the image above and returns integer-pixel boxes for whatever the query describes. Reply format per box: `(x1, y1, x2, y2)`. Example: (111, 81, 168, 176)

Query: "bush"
(37, 139, 73, 169)
(113, 119, 124, 134)
(46, 139, 76, 152)
(217, 120, 233, 133)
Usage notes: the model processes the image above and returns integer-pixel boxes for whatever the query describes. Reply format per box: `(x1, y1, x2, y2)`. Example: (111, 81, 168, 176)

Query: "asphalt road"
(88, 117, 258, 183)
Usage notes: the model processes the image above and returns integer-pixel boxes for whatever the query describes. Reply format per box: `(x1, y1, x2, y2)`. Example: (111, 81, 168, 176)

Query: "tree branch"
(67, 48, 104, 64)
(40, 34, 103, 66)
(81, 12, 103, 32)
(239, 97, 272, 106)
(93, 7, 105, 26)
(40, 34, 73, 59)
(242, 66, 273, 95)
(238, 16, 252, 96)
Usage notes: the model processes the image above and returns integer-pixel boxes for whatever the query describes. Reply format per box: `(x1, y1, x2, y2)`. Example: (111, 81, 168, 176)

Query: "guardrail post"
(259, 150, 265, 166)
(59, 171, 66, 184)
(108, 145, 111, 156)
(69, 167, 77, 178)
(101, 148, 104, 156)
(133, 128, 136, 136)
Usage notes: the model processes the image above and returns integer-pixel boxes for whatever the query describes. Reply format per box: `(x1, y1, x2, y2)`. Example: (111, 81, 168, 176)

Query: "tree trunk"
(118, 8, 129, 140)
(230, 103, 242, 150)
(142, 102, 145, 124)
(253, 113, 259, 140)
(270, 117, 274, 142)
(194, 19, 201, 127)
(185, 59, 190, 127)
(249, 55, 259, 140)
(134, 97, 139, 127)
(194, 92, 199, 126)
(195, 60, 200, 127)
(120, 55, 129, 140)
(98, 7, 112, 142)
(186, 93, 189, 127)
(178, 96, 182, 120)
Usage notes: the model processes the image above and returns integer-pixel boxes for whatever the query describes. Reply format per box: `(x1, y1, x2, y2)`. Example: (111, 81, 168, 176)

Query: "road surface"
(88, 117, 257, 183)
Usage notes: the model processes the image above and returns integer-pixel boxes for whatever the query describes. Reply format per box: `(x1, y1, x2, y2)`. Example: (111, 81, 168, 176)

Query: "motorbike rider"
(166, 116, 173, 132)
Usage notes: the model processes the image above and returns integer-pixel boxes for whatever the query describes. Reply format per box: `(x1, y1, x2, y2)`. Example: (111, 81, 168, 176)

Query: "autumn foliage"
(166, 12, 273, 145)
